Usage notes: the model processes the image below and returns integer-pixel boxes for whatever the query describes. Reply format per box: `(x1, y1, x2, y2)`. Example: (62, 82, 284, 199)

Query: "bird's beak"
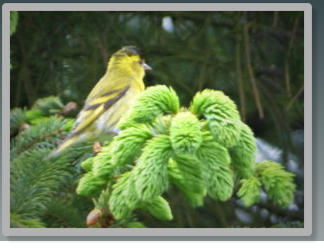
(142, 63, 152, 71)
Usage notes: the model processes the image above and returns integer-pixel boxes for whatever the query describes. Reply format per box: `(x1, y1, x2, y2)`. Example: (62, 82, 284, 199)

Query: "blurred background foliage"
(10, 11, 304, 228)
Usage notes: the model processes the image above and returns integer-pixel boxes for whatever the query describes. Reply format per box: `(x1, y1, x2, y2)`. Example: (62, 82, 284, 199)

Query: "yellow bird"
(51, 46, 151, 157)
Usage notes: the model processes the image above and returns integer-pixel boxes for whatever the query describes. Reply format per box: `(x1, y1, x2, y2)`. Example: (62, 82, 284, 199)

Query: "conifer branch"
(74, 85, 297, 223)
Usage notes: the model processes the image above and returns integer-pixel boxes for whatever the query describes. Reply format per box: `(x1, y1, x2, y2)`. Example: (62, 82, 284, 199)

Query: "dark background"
(10, 10, 304, 152)
(1, 0, 323, 241)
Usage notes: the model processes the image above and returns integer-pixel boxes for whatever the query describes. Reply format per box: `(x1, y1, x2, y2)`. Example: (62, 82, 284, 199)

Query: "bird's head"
(107, 46, 151, 79)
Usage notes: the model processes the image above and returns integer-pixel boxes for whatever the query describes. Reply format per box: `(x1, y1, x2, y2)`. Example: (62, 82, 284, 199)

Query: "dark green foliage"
(10, 116, 72, 158)
(11, 146, 75, 226)
(10, 97, 93, 228)
(42, 194, 90, 228)
(10, 213, 45, 228)
(10, 108, 26, 135)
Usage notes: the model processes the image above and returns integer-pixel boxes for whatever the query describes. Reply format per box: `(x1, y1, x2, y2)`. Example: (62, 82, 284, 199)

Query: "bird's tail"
(47, 133, 80, 159)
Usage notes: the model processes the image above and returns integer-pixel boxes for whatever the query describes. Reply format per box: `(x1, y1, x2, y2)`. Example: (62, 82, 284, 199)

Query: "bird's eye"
(139, 60, 143, 65)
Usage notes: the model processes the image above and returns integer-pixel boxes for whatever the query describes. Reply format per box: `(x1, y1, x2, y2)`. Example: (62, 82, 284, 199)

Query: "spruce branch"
(109, 171, 137, 220)
(74, 85, 297, 224)
(32, 96, 65, 116)
(10, 116, 73, 158)
(81, 157, 94, 172)
(110, 124, 153, 168)
(196, 131, 234, 201)
(190, 89, 241, 147)
(10, 107, 27, 135)
(168, 159, 206, 207)
(256, 161, 296, 207)
(190, 89, 240, 120)
(170, 112, 202, 154)
(171, 154, 204, 195)
(237, 176, 261, 207)
(133, 135, 173, 201)
(229, 123, 257, 179)
(139, 196, 173, 221)
(119, 85, 180, 129)
(76, 171, 107, 196)
(92, 145, 115, 180)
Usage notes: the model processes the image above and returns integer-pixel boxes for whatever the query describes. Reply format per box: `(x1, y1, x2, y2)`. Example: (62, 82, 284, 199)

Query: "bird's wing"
(72, 85, 130, 134)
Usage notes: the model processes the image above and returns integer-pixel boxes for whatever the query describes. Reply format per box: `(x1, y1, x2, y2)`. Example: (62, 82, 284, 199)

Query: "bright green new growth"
(110, 124, 153, 168)
(108, 171, 136, 219)
(170, 112, 202, 154)
(256, 161, 296, 207)
(168, 159, 206, 207)
(76, 172, 107, 196)
(190, 89, 241, 148)
(196, 131, 233, 201)
(76, 85, 297, 223)
(133, 135, 173, 201)
(237, 176, 261, 207)
(77, 145, 116, 196)
(81, 157, 94, 171)
(230, 123, 257, 178)
(119, 85, 180, 129)
(92, 145, 115, 178)
(172, 154, 204, 195)
(139, 196, 173, 221)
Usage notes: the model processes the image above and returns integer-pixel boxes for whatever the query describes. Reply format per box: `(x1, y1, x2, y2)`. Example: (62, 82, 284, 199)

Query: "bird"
(50, 46, 151, 157)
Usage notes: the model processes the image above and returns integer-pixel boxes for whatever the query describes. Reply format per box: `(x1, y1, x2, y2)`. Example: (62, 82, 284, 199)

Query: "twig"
(17, 128, 65, 155)
(197, 61, 208, 91)
(284, 60, 291, 97)
(286, 85, 304, 111)
(243, 15, 264, 119)
(235, 33, 246, 121)
(197, 16, 211, 91)
(272, 11, 279, 28)
(285, 17, 300, 97)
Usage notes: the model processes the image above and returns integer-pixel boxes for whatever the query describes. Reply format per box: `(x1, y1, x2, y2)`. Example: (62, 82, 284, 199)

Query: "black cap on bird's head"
(122, 46, 143, 57)
(112, 45, 151, 71)
(114, 45, 143, 58)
